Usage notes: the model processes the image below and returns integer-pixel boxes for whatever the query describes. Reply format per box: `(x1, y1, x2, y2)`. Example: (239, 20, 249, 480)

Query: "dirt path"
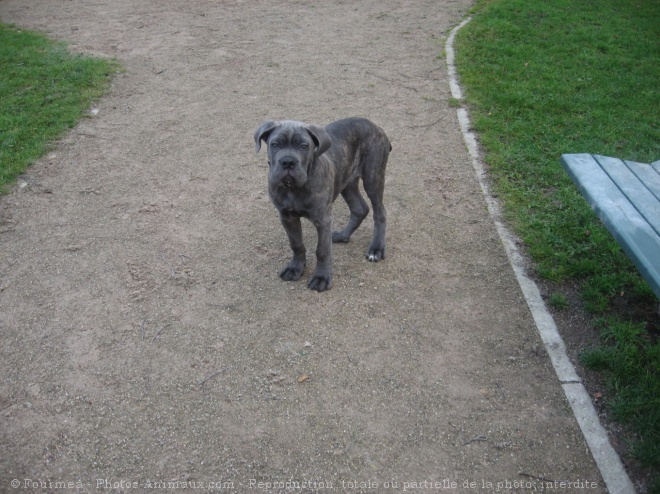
(0, 1, 607, 492)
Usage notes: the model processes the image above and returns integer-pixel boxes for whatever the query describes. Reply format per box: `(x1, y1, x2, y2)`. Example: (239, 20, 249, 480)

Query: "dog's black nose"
(280, 158, 297, 170)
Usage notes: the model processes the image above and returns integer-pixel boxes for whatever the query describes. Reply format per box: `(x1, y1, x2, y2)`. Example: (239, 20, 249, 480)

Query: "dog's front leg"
(279, 213, 306, 281)
(308, 213, 333, 292)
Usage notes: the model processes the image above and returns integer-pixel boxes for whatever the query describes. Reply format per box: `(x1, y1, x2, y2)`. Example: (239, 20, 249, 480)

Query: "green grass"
(0, 23, 118, 190)
(581, 318, 660, 469)
(548, 292, 569, 311)
(453, 0, 660, 486)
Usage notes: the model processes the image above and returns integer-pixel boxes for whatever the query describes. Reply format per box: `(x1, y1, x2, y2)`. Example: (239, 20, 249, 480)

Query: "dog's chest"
(272, 187, 309, 217)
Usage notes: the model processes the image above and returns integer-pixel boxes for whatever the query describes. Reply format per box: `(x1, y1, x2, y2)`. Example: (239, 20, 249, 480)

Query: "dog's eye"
(300, 143, 309, 149)
(270, 142, 279, 148)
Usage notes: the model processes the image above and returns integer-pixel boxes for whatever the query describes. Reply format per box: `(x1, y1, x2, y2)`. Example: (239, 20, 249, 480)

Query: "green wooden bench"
(561, 154, 660, 309)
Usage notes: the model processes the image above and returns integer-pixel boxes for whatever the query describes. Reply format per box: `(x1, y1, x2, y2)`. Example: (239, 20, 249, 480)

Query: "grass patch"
(581, 318, 660, 471)
(448, 97, 462, 108)
(548, 292, 569, 311)
(454, 0, 659, 299)
(453, 0, 660, 484)
(0, 23, 118, 190)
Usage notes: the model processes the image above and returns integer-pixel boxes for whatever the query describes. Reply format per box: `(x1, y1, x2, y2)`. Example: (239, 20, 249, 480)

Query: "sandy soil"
(0, 1, 609, 492)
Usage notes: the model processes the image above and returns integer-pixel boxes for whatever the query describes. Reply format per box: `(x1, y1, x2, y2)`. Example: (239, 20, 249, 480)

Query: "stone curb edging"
(445, 17, 636, 494)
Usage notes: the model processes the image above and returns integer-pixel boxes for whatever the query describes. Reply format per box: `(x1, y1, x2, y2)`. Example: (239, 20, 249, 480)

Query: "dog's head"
(254, 120, 332, 188)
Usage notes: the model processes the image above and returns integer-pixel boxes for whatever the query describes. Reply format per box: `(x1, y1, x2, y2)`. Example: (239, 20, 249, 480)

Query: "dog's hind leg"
(332, 178, 369, 243)
(362, 149, 388, 262)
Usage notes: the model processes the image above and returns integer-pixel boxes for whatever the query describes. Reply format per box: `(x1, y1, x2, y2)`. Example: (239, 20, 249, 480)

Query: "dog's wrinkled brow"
(277, 120, 306, 130)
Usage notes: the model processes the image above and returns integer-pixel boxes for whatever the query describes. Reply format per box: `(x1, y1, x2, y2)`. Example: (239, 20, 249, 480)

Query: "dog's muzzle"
(273, 156, 305, 187)
(278, 156, 298, 170)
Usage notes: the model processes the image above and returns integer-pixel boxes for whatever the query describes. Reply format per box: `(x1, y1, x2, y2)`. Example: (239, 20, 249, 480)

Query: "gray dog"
(254, 117, 391, 291)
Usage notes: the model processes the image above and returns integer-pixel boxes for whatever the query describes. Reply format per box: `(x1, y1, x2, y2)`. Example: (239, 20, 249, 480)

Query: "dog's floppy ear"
(254, 120, 278, 153)
(305, 125, 332, 158)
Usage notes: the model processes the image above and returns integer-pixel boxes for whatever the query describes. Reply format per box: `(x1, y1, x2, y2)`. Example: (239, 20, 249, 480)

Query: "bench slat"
(561, 153, 660, 298)
(594, 155, 660, 235)
(624, 159, 660, 202)
(651, 160, 660, 175)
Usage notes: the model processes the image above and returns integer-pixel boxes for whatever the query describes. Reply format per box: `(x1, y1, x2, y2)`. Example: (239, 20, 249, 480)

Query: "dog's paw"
(366, 246, 385, 262)
(307, 274, 332, 292)
(280, 262, 305, 281)
(332, 230, 351, 243)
